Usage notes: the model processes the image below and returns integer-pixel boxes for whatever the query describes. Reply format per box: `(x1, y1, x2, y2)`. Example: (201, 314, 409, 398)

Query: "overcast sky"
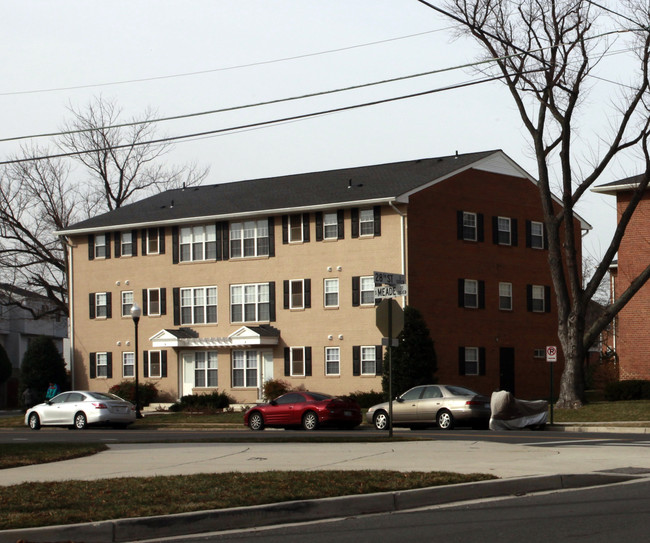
(0, 1, 638, 263)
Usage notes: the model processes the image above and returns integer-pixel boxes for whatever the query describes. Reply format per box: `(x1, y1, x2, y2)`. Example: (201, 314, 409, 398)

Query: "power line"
(0, 27, 455, 97)
(0, 73, 510, 166)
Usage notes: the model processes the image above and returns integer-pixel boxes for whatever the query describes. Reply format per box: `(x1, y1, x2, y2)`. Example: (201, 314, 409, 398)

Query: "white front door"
(182, 353, 194, 397)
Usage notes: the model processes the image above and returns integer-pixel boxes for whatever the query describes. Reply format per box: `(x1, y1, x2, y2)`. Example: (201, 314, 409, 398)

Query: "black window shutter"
(375, 346, 383, 375)
(479, 347, 486, 375)
(492, 216, 499, 244)
(143, 352, 149, 378)
(160, 288, 167, 315)
(114, 232, 121, 258)
(303, 213, 310, 242)
(526, 285, 533, 312)
(106, 292, 112, 319)
(525, 220, 532, 248)
(173, 288, 180, 325)
(107, 352, 113, 379)
(545, 286, 551, 313)
(282, 215, 289, 244)
(142, 289, 149, 316)
(161, 351, 168, 378)
(478, 280, 485, 309)
(304, 279, 311, 308)
(269, 282, 276, 322)
(215, 223, 223, 261)
(315, 212, 323, 241)
(352, 346, 361, 376)
(105, 232, 111, 259)
(283, 280, 290, 309)
(172, 226, 179, 264)
(458, 347, 466, 375)
(268, 216, 275, 257)
(89, 293, 96, 319)
(337, 210, 344, 239)
(141, 229, 147, 255)
(373, 206, 381, 236)
(132, 230, 138, 256)
(456, 211, 463, 240)
(512, 219, 518, 246)
(158, 227, 165, 254)
(284, 348, 290, 376)
(351, 208, 359, 238)
(458, 279, 465, 308)
(305, 347, 312, 376)
(88, 234, 95, 260)
(221, 222, 229, 260)
(352, 277, 360, 307)
(90, 353, 96, 379)
(477, 214, 484, 242)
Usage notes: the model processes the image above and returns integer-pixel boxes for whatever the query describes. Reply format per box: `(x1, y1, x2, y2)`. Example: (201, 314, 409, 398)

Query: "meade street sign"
(374, 284, 408, 299)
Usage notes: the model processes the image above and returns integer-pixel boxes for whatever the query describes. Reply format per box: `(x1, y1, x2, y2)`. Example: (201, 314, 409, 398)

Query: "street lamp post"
(130, 303, 143, 419)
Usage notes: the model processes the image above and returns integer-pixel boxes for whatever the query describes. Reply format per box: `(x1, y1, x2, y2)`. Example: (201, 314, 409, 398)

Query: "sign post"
(375, 272, 407, 439)
(546, 346, 557, 424)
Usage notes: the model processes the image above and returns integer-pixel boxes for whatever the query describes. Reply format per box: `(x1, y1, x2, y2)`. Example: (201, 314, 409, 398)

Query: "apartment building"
(58, 150, 584, 403)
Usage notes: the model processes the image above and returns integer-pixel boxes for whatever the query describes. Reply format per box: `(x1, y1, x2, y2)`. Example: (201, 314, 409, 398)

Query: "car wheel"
(248, 411, 264, 431)
(74, 412, 88, 430)
(373, 410, 389, 430)
(302, 411, 319, 431)
(28, 412, 41, 430)
(437, 409, 455, 430)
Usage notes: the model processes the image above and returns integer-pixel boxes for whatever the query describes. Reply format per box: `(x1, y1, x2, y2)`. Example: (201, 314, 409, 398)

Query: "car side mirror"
(270, 400, 277, 406)
(395, 397, 403, 403)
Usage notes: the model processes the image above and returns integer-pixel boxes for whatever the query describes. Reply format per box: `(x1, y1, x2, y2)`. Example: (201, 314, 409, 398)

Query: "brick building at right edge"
(594, 175, 650, 380)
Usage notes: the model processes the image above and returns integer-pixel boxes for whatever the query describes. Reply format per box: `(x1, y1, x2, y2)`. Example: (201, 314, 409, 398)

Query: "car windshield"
(307, 392, 332, 401)
(445, 386, 478, 397)
(86, 392, 124, 401)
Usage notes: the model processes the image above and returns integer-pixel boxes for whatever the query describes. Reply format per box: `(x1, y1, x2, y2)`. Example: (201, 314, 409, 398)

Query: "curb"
(0, 472, 637, 543)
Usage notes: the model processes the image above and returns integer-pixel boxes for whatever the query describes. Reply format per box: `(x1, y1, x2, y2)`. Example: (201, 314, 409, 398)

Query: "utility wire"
(0, 73, 511, 166)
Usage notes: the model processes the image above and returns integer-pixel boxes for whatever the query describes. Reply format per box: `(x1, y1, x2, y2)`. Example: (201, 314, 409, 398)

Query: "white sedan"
(25, 390, 136, 430)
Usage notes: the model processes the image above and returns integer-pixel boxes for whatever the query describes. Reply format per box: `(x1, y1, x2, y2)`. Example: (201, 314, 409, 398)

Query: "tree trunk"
(556, 312, 585, 409)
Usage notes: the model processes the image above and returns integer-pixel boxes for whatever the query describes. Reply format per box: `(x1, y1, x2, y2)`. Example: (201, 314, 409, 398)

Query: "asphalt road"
(167, 477, 650, 543)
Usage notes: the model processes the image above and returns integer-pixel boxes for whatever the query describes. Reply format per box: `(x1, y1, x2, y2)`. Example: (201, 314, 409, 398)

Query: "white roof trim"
(149, 326, 279, 349)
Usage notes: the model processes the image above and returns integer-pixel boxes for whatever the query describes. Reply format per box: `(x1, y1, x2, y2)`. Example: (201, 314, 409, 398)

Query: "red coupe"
(244, 391, 362, 431)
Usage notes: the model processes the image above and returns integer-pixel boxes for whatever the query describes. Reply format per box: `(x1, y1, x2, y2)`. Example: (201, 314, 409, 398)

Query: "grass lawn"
(0, 470, 496, 530)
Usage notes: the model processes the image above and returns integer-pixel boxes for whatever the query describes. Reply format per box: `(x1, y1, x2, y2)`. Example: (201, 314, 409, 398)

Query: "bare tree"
(420, 0, 650, 407)
(0, 97, 209, 316)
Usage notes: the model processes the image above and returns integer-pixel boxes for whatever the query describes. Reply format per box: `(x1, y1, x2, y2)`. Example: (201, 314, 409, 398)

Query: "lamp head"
(130, 303, 142, 322)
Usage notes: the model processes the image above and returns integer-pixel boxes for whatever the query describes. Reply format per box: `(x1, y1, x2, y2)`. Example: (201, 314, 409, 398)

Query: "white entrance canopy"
(149, 325, 280, 349)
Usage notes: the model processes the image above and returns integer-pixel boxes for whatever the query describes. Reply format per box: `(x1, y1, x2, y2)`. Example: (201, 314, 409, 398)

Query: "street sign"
(546, 345, 557, 363)
(374, 284, 408, 299)
(376, 298, 404, 337)
(374, 271, 406, 287)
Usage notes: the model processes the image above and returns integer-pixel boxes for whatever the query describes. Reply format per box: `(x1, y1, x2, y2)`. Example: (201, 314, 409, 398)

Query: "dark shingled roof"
(59, 150, 504, 233)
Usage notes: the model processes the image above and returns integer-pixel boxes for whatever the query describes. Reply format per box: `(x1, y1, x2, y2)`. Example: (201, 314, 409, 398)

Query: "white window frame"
(95, 292, 109, 318)
(324, 278, 339, 308)
(323, 212, 338, 240)
(464, 279, 478, 308)
(121, 291, 134, 317)
(96, 352, 108, 378)
(146, 228, 160, 255)
(95, 234, 107, 259)
(230, 220, 269, 258)
(147, 288, 161, 316)
(230, 283, 270, 323)
(290, 280, 304, 309)
(359, 208, 374, 236)
(360, 276, 375, 305)
(148, 350, 162, 378)
(192, 351, 218, 388)
(290, 347, 305, 376)
(180, 225, 217, 262)
(463, 212, 477, 241)
(464, 347, 479, 376)
(361, 346, 377, 375)
(325, 347, 340, 376)
(532, 285, 545, 312)
(232, 350, 259, 388)
(289, 214, 303, 243)
(530, 221, 544, 249)
(120, 231, 133, 257)
(181, 286, 217, 325)
(122, 352, 134, 378)
(498, 282, 512, 311)
(497, 217, 512, 245)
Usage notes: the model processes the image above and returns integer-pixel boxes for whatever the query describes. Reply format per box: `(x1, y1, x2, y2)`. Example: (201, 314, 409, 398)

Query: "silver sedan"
(366, 384, 491, 430)
(25, 390, 136, 430)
